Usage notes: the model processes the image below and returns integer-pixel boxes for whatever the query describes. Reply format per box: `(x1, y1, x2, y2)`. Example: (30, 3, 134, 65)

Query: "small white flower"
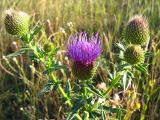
(13, 57, 17, 62)
(57, 51, 61, 55)
(97, 98, 105, 104)
(12, 41, 17, 46)
(65, 57, 68, 61)
(58, 61, 62, 65)
(20, 107, 24, 111)
(96, 82, 107, 90)
(29, 65, 36, 72)
(91, 100, 95, 105)
(113, 93, 120, 101)
(59, 27, 66, 34)
(67, 22, 73, 27)
(2, 56, 6, 59)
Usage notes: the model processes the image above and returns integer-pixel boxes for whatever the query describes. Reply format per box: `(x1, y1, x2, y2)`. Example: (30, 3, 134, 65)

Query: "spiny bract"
(4, 9, 29, 36)
(124, 45, 144, 65)
(72, 61, 96, 80)
(124, 15, 149, 45)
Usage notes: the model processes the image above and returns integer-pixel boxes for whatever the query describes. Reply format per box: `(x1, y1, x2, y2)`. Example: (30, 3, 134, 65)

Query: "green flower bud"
(124, 45, 144, 64)
(43, 43, 54, 53)
(4, 9, 29, 36)
(72, 62, 96, 80)
(124, 15, 149, 45)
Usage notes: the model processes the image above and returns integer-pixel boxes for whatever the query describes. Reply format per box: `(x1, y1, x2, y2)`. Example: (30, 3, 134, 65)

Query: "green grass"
(0, 0, 160, 119)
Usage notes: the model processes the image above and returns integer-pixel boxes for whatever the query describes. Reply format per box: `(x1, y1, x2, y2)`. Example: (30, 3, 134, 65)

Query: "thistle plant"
(124, 15, 149, 45)
(68, 32, 101, 80)
(3, 9, 74, 116)
(116, 14, 157, 120)
(3, 8, 157, 120)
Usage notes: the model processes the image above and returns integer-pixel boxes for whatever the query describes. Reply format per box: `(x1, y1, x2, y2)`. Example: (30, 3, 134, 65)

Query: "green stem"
(83, 80, 87, 98)
(50, 73, 72, 107)
(83, 80, 88, 114)
(28, 42, 73, 107)
(75, 114, 82, 120)
(28, 43, 44, 63)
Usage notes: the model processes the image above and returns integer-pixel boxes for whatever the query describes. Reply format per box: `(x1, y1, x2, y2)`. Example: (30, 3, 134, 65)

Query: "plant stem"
(83, 80, 87, 98)
(26, 37, 82, 119)
(75, 114, 82, 120)
(50, 73, 72, 107)
(28, 42, 73, 107)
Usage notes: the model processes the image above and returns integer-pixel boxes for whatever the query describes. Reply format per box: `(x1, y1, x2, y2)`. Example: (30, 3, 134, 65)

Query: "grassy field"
(0, 0, 160, 119)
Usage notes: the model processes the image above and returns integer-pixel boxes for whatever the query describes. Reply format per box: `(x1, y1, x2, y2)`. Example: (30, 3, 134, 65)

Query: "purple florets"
(68, 32, 101, 64)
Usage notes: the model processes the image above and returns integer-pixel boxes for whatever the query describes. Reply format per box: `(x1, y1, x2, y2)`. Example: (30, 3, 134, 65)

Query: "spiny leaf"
(87, 84, 104, 98)
(65, 80, 71, 97)
(43, 64, 66, 74)
(30, 24, 42, 40)
(117, 63, 131, 71)
(101, 106, 106, 120)
(104, 74, 121, 97)
(134, 64, 148, 73)
(102, 105, 126, 113)
(6, 47, 30, 58)
(38, 80, 55, 97)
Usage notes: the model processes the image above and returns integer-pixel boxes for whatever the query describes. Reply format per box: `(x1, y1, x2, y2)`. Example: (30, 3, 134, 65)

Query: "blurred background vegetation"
(0, 0, 160, 119)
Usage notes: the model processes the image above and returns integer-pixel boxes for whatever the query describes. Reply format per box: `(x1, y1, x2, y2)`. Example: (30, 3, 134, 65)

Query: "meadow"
(0, 0, 160, 120)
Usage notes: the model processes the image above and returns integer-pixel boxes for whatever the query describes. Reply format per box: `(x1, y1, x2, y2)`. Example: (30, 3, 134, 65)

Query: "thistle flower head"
(68, 32, 101, 80)
(124, 15, 149, 45)
(4, 9, 29, 36)
(68, 32, 101, 64)
(124, 45, 144, 65)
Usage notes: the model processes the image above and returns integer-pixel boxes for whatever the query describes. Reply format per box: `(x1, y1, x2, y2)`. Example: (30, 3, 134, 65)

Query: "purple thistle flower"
(67, 32, 101, 80)
(68, 32, 101, 64)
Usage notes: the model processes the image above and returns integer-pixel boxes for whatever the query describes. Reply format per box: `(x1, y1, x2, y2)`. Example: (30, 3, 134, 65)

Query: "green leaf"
(71, 98, 83, 113)
(66, 113, 77, 120)
(65, 80, 71, 97)
(82, 111, 89, 120)
(122, 71, 132, 91)
(145, 52, 154, 58)
(6, 47, 30, 58)
(101, 106, 106, 120)
(20, 33, 31, 42)
(87, 84, 104, 98)
(134, 64, 148, 73)
(30, 24, 42, 40)
(36, 46, 45, 57)
(43, 64, 66, 74)
(116, 109, 122, 120)
(103, 74, 121, 97)
(67, 98, 83, 120)
(117, 63, 131, 71)
(102, 105, 126, 113)
(38, 80, 55, 97)
(127, 71, 134, 78)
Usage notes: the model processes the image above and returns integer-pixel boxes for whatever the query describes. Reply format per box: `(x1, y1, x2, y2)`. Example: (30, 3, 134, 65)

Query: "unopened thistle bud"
(68, 32, 101, 80)
(43, 43, 54, 53)
(124, 45, 144, 64)
(124, 15, 149, 45)
(4, 9, 29, 36)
